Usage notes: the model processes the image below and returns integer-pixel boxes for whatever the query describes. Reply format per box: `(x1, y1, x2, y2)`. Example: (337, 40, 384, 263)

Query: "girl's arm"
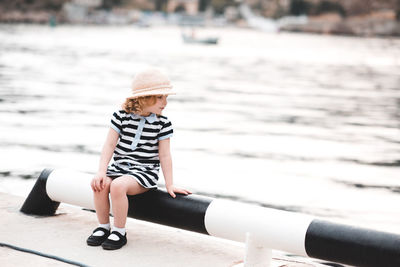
(159, 138, 191, 198)
(91, 128, 119, 192)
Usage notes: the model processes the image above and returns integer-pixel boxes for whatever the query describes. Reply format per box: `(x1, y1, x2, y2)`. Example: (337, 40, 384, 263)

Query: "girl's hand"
(91, 173, 107, 192)
(166, 185, 192, 198)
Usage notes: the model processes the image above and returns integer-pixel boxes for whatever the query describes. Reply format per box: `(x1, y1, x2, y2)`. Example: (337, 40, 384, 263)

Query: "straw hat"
(127, 68, 175, 99)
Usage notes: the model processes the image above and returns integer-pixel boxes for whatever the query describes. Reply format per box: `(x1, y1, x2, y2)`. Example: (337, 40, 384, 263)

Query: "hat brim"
(127, 87, 176, 99)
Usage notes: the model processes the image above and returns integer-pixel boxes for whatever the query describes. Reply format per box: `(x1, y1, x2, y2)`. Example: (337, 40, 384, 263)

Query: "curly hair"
(122, 95, 157, 114)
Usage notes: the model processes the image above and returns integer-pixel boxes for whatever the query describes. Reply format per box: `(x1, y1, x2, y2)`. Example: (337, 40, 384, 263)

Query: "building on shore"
(166, 0, 199, 15)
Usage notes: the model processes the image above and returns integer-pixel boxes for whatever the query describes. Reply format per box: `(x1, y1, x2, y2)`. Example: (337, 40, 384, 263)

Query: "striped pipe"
(21, 169, 400, 267)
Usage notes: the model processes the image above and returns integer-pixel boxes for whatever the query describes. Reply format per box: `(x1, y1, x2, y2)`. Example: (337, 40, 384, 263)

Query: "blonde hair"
(122, 95, 157, 114)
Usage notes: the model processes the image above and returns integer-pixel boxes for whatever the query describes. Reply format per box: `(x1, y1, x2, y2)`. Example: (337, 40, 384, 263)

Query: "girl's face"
(142, 95, 168, 115)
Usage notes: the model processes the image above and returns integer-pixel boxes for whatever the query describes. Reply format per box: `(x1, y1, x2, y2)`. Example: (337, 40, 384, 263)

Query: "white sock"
(92, 223, 110, 237)
(108, 226, 126, 241)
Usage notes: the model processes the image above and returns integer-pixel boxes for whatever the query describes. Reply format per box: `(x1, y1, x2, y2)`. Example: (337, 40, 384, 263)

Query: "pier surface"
(0, 192, 326, 267)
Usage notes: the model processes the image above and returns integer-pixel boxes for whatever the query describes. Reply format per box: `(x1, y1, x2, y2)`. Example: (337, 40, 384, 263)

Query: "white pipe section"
(204, 199, 314, 256)
(46, 169, 95, 210)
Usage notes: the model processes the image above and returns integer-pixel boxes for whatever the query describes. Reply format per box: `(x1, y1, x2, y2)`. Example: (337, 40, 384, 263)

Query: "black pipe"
(305, 219, 400, 267)
(127, 189, 213, 234)
(20, 168, 60, 215)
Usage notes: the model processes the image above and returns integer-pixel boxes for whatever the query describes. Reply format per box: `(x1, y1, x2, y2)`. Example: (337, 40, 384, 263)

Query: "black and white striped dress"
(106, 110, 173, 188)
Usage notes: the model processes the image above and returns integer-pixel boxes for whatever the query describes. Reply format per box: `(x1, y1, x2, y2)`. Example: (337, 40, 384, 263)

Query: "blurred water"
(1, 24, 399, 234)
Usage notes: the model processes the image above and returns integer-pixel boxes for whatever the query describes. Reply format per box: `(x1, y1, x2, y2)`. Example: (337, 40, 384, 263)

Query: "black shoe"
(87, 227, 110, 246)
(101, 231, 127, 250)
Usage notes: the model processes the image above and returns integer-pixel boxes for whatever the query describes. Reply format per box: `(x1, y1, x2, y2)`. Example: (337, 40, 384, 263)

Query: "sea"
(0, 24, 399, 235)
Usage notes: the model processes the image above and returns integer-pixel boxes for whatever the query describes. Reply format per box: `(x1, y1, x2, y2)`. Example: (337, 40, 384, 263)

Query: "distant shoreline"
(0, 9, 399, 38)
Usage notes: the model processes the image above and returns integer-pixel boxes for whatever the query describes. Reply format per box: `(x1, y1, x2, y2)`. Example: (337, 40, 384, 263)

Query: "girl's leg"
(93, 177, 113, 224)
(87, 177, 113, 246)
(110, 176, 149, 228)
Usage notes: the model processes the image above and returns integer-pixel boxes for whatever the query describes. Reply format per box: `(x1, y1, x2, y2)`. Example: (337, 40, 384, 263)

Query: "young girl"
(87, 68, 191, 250)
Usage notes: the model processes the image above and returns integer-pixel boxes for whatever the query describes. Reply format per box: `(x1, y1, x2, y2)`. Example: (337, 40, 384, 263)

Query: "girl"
(87, 68, 191, 250)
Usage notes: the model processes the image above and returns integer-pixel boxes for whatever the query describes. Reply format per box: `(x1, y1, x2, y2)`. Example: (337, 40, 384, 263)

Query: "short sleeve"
(158, 118, 173, 140)
(110, 110, 123, 134)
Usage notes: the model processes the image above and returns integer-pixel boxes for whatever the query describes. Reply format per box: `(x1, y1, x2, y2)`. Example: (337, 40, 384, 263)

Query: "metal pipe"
(21, 168, 400, 267)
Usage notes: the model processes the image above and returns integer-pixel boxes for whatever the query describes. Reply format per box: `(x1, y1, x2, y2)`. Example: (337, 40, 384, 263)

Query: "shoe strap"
(110, 231, 125, 239)
(93, 227, 110, 234)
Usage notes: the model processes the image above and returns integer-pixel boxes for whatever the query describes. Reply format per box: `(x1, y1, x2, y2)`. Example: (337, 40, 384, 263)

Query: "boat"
(181, 33, 219, 45)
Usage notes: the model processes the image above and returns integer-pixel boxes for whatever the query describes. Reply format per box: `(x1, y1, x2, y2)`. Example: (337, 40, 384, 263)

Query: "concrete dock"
(0, 192, 329, 267)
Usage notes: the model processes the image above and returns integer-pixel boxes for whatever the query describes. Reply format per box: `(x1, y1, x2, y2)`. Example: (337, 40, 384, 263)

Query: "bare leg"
(93, 177, 112, 224)
(110, 176, 149, 228)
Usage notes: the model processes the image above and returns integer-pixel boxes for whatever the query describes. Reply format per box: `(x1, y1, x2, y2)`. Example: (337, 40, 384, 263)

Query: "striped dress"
(106, 110, 173, 188)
